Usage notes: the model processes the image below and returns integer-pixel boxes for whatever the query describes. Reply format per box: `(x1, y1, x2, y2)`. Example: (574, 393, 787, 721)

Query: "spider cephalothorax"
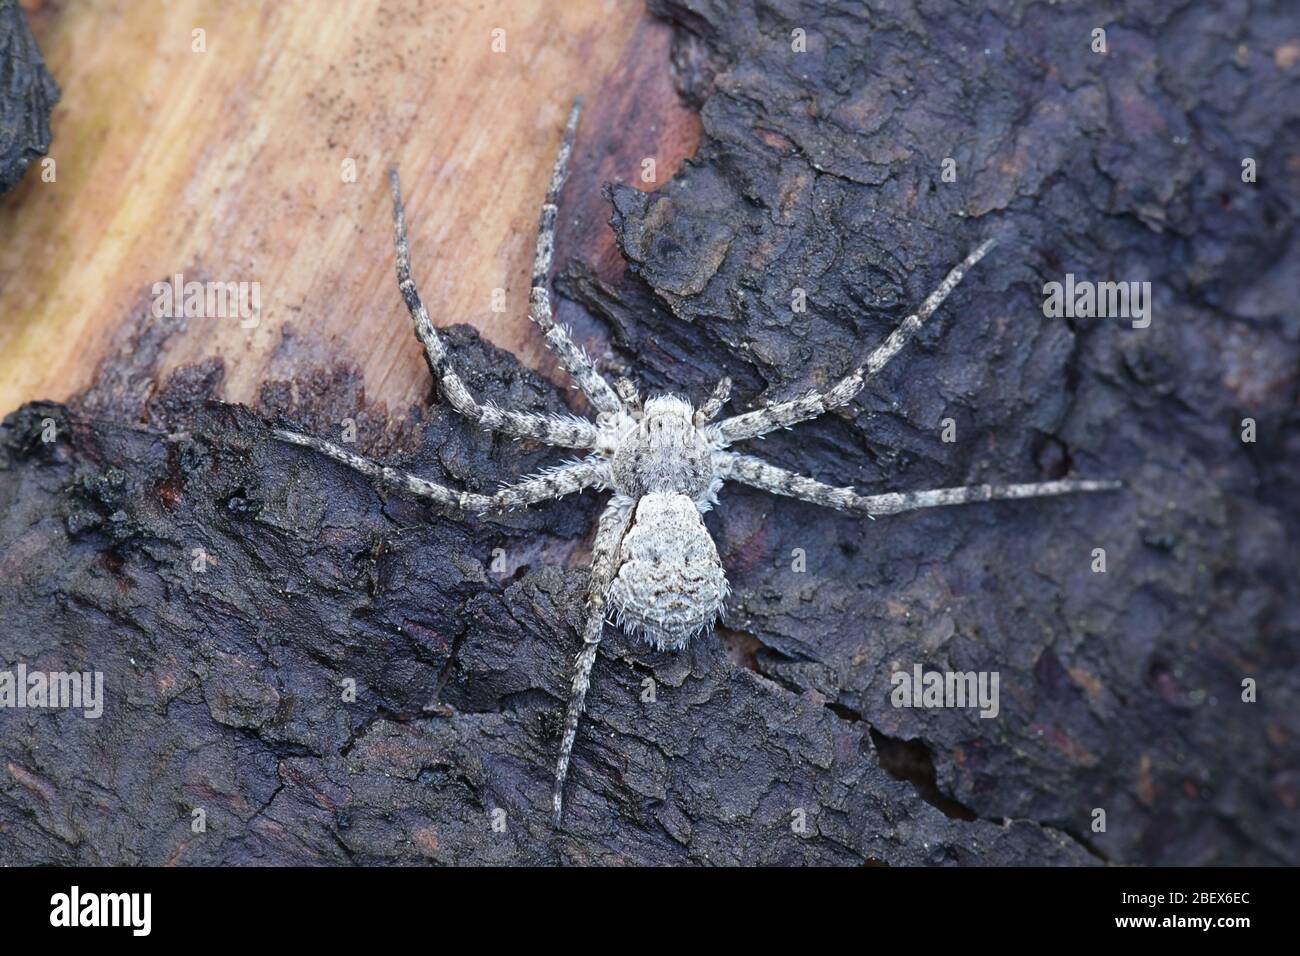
(611, 395, 718, 500)
(274, 100, 1119, 826)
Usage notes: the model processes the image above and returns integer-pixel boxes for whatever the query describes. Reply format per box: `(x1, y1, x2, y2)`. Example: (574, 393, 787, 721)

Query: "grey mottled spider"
(273, 100, 1120, 826)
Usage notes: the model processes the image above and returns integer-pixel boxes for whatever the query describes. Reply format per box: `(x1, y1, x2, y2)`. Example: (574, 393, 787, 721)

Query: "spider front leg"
(388, 168, 600, 450)
(527, 99, 624, 420)
(694, 376, 733, 426)
(716, 451, 1120, 516)
(552, 495, 636, 826)
(274, 428, 610, 512)
(712, 239, 996, 445)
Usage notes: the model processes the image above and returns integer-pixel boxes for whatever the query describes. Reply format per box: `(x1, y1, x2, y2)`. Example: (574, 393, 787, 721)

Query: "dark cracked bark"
(1, 0, 1297, 865)
(0, 0, 59, 194)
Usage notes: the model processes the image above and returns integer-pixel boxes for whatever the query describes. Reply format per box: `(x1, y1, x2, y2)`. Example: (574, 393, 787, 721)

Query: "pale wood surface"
(0, 0, 697, 421)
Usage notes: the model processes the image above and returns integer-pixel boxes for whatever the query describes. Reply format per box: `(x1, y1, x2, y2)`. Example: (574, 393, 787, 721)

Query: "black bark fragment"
(566, 0, 1299, 864)
(0, 0, 58, 193)
(0, 314, 1093, 864)
(2, 0, 1297, 865)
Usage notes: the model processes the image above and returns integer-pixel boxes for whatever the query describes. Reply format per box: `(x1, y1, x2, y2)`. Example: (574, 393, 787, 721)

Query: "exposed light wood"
(0, 0, 698, 421)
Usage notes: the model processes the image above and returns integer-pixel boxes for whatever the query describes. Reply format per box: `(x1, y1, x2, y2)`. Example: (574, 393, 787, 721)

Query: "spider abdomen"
(608, 493, 727, 651)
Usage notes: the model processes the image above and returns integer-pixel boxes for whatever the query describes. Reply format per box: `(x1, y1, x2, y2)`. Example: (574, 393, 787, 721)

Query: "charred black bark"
(1, 0, 1296, 865)
(0, 0, 58, 193)
(565, 0, 1299, 864)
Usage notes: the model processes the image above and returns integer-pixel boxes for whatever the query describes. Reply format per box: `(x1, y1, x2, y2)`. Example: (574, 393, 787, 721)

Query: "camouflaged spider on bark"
(274, 100, 1121, 826)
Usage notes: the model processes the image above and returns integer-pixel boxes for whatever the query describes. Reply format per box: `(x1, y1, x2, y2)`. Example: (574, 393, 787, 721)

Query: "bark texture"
(0, 0, 57, 193)
(1, 0, 1297, 865)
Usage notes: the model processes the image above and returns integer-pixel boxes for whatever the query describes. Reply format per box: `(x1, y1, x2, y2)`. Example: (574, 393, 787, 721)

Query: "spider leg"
(614, 377, 641, 412)
(716, 451, 1120, 516)
(389, 168, 599, 450)
(552, 495, 636, 826)
(274, 428, 609, 513)
(712, 239, 996, 445)
(528, 99, 624, 418)
(694, 376, 733, 425)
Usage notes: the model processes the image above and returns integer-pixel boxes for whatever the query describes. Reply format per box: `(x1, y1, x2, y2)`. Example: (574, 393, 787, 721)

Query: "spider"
(273, 100, 1120, 826)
